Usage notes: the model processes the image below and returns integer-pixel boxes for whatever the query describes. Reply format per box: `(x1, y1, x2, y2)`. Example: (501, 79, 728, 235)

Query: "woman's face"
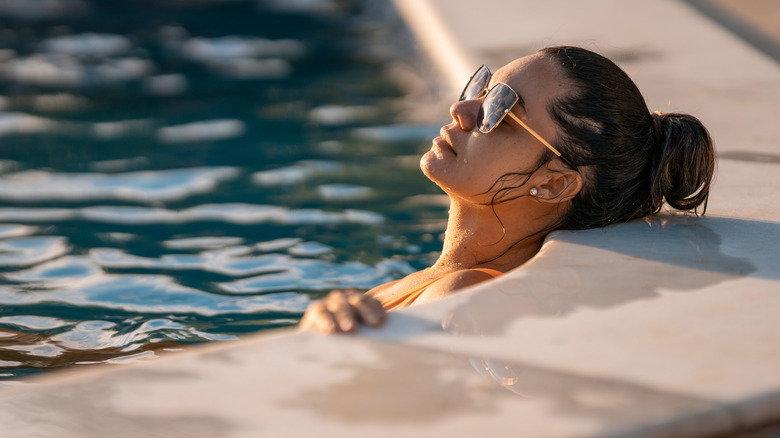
(421, 53, 569, 203)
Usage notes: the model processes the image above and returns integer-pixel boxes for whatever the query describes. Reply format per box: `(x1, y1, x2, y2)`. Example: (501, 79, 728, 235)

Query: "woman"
(300, 46, 715, 333)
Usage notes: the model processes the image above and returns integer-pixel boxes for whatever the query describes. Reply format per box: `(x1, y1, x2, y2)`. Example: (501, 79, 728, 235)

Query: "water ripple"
(88, 246, 414, 283)
(41, 33, 132, 58)
(0, 315, 68, 330)
(0, 0, 439, 379)
(218, 259, 415, 294)
(0, 167, 240, 203)
(162, 236, 245, 250)
(0, 224, 36, 239)
(0, 274, 310, 315)
(252, 160, 342, 186)
(0, 55, 154, 88)
(0, 204, 384, 225)
(4, 256, 103, 287)
(0, 236, 69, 267)
(157, 119, 246, 144)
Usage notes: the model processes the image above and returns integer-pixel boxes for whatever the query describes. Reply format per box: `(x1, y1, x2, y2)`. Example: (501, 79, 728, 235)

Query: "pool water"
(0, 0, 447, 380)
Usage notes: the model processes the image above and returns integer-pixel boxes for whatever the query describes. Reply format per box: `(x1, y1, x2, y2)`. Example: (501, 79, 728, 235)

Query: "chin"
(420, 152, 458, 195)
(420, 150, 441, 182)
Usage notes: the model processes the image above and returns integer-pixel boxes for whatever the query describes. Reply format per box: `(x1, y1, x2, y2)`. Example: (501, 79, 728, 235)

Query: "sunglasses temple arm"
(505, 112, 564, 158)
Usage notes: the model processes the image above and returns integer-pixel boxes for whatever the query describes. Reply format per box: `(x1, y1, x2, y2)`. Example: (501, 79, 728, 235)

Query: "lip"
(432, 136, 456, 156)
(434, 128, 457, 156)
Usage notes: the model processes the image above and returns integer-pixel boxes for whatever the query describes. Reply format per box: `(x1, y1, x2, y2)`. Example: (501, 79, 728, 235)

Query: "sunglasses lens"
(478, 83, 518, 133)
(460, 66, 490, 101)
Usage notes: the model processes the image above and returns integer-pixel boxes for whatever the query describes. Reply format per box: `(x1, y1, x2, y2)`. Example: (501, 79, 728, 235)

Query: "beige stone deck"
(1, 1, 779, 437)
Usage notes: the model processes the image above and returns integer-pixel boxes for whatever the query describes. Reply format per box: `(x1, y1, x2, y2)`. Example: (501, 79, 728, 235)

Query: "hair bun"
(650, 111, 665, 145)
(648, 112, 715, 213)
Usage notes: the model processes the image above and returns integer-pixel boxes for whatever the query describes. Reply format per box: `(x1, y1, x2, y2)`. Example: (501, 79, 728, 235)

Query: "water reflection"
(0, 204, 386, 225)
(157, 120, 246, 144)
(285, 338, 721, 434)
(251, 160, 343, 186)
(0, 236, 69, 267)
(464, 355, 727, 433)
(0, 167, 239, 202)
(0, 0, 444, 378)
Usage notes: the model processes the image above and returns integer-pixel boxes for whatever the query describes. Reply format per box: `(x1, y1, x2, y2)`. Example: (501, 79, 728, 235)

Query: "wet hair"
(537, 46, 715, 230)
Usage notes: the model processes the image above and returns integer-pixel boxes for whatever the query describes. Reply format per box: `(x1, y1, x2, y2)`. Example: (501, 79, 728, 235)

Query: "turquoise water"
(0, 1, 446, 379)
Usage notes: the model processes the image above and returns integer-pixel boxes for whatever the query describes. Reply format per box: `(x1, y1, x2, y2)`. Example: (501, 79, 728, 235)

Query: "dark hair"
(538, 46, 715, 230)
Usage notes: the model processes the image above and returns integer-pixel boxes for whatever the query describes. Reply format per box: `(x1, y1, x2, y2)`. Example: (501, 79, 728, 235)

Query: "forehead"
(490, 54, 567, 108)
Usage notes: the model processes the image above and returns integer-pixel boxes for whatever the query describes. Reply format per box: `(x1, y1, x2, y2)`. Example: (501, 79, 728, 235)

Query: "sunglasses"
(460, 65, 576, 169)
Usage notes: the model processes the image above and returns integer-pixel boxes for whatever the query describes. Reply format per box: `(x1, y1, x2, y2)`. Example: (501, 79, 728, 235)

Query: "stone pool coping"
(1, 0, 779, 437)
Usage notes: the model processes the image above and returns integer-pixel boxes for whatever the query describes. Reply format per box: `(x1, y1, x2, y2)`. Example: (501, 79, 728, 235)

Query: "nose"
(449, 99, 480, 132)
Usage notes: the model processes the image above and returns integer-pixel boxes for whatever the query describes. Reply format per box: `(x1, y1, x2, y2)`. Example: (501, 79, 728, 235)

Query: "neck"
(432, 197, 550, 272)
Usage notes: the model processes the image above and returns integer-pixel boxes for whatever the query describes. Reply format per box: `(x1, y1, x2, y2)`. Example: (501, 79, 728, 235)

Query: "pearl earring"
(530, 188, 538, 197)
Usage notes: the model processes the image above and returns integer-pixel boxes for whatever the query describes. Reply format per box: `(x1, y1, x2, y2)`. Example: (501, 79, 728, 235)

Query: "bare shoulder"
(414, 268, 502, 304)
(364, 278, 402, 297)
(364, 268, 429, 301)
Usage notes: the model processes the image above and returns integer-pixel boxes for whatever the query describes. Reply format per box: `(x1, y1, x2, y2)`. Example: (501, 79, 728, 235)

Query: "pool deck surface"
(2, 1, 780, 437)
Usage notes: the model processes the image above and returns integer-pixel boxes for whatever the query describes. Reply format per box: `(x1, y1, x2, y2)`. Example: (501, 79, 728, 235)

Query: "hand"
(300, 288, 386, 333)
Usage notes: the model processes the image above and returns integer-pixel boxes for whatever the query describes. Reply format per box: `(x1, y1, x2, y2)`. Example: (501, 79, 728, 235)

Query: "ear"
(533, 161, 583, 204)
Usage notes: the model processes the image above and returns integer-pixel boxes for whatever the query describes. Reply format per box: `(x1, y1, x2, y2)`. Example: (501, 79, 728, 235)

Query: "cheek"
(464, 140, 520, 174)
(466, 144, 540, 189)
(420, 134, 541, 197)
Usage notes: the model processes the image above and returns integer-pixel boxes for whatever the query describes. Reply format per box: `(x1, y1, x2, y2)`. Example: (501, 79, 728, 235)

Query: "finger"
(300, 301, 337, 333)
(326, 291, 357, 333)
(347, 293, 386, 327)
(314, 310, 338, 333)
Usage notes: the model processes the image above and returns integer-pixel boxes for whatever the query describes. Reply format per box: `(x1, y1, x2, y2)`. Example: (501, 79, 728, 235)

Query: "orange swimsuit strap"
(381, 268, 503, 310)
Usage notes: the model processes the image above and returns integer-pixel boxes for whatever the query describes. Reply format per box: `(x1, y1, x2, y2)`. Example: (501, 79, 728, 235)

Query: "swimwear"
(380, 268, 503, 310)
